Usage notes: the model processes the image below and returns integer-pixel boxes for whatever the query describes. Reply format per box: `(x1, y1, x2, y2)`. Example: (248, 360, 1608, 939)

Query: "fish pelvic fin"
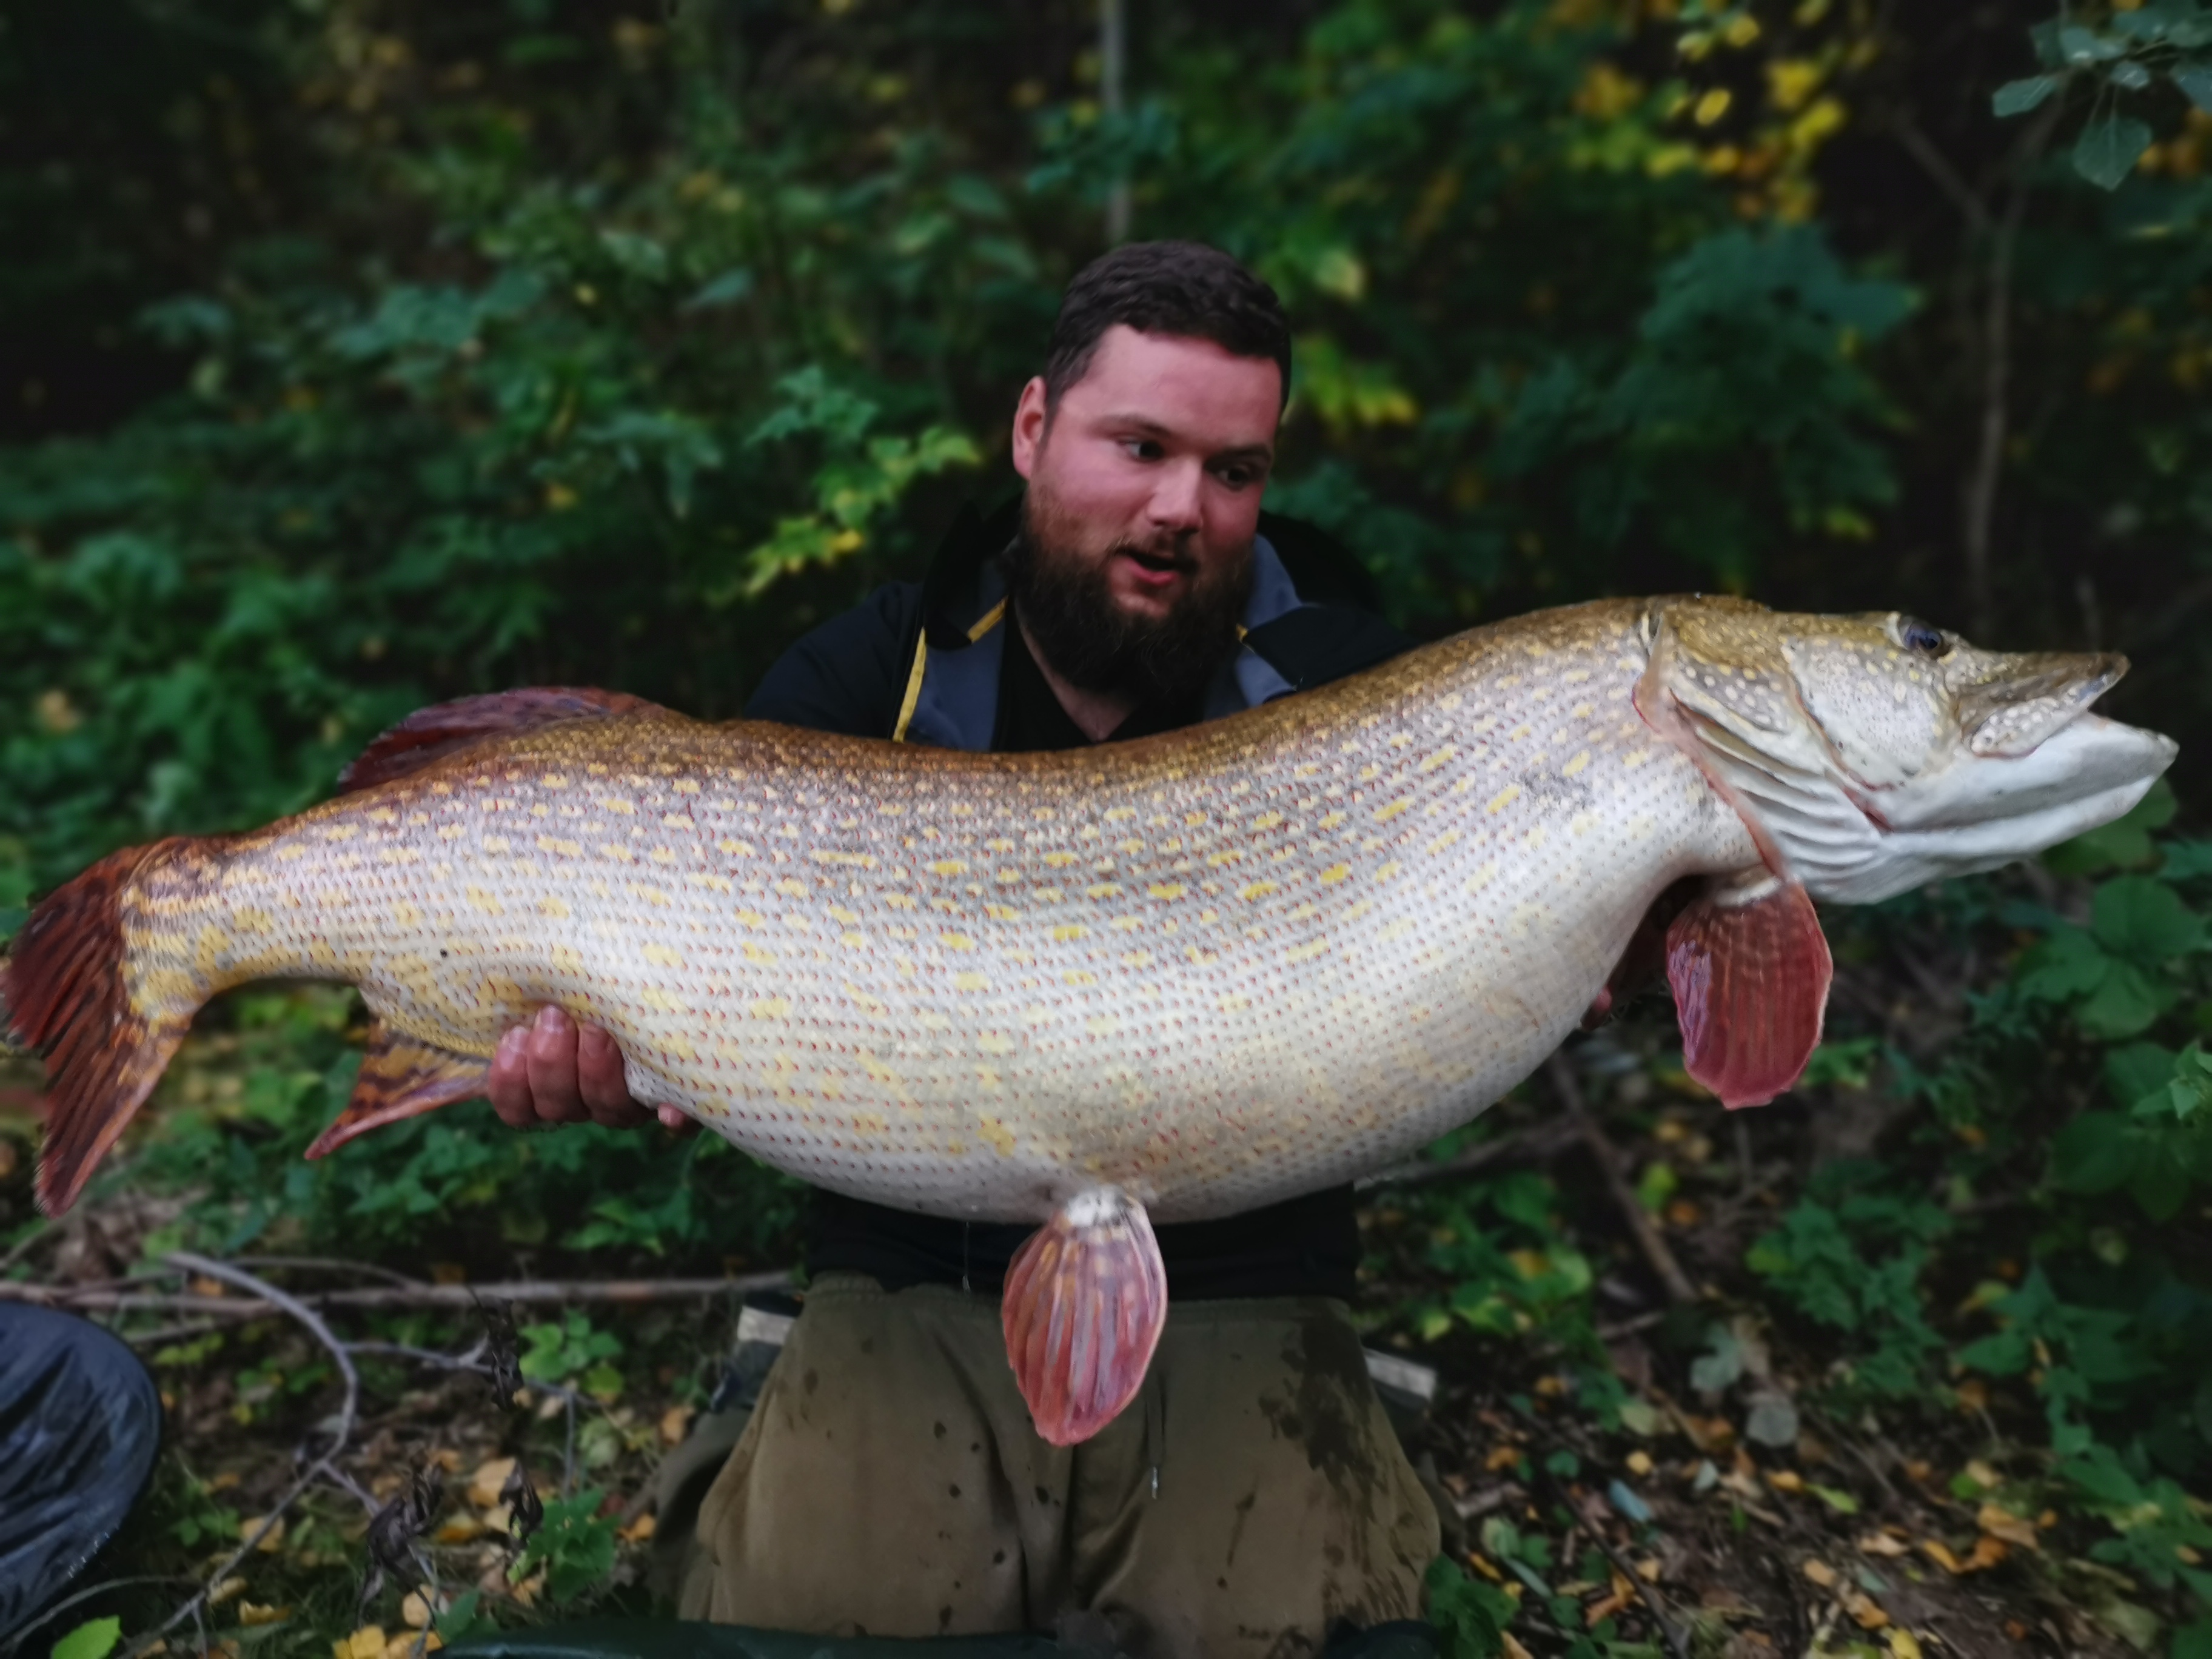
(304, 1022, 492, 1159)
(1666, 871, 1833, 1110)
(338, 687, 666, 794)
(4, 840, 201, 1216)
(1001, 1185, 1168, 1447)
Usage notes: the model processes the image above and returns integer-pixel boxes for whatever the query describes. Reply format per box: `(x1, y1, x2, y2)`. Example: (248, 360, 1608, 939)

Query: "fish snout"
(1960, 649, 2127, 758)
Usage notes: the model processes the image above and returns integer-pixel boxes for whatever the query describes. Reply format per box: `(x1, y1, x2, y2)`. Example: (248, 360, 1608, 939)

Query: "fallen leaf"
(466, 1458, 515, 1511)
(1888, 1631, 1923, 1659)
(618, 1512, 657, 1543)
(1977, 1503, 2039, 1550)
(1857, 1533, 1910, 1557)
(1967, 1535, 2008, 1571)
(1954, 1379, 1990, 1411)
(237, 1604, 287, 1628)
(660, 1404, 696, 1446)
(1635, 1557, 1661, 1584)
(1624, 1450, 1654, 1477)
(381, 1634, 442, 1658)
(240, 1515, 285, 1552)
(429, 1449, 464, 1473)
(189, 1276, 228, 1299)
(1808, 1483, 1860, 1515)
(1919, 1540, 1966, 1574)
(400, 1591, 441, 1630)
(1767, 1469, 1805, 1493)
(1845, 1589, 1891, 1631)
(1501, 1635, 1535, 1659)
(207, 1472, 242, 1492)
(207, 1577, 248, 1607)
(1485, 1444, 1524, 1473)
(1801, 1559, 1837, 1588)
(1964, 1460, 2002, 1490)
(334, 1628, 387, 1659)
(432, 1513, 485, 1546)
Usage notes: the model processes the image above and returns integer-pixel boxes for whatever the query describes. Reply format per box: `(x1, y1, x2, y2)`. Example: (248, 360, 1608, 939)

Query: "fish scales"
(107, 598, 1753, 1224)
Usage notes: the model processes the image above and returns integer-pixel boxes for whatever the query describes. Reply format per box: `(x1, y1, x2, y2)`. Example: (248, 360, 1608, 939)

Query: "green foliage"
(1997, 5, 2212, 189)
(520, 1311, 626, 1402)
(1747, 1162, 1953, 1403)
(1402, 1170, 1596, 1342)
(509, 1487, 622, 1606)
(1426, 1555, 1519, 1658)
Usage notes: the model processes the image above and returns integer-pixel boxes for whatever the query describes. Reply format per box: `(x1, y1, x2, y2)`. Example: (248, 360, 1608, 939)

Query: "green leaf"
(2077, 960, 2177, 1040)
(2104, 1041, 2178, 1110)
(2174, 65, 2212, 113)
(1992, 76, 2061, 116)
(2050, 1112, 2136, 1193)
(2016, 927, 2113, 1001)
(2093, 876, 2205, 962)
(2074, 113, 2155, 190)
(52, 1619, 123, 1659)
(1806, 1483, 1860, 1515)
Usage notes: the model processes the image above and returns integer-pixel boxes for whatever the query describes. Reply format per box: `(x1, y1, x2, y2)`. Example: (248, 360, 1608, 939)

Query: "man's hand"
(488, 1005, 694, 1134)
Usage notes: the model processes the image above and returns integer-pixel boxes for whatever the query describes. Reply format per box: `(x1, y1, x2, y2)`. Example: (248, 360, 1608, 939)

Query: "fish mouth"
(1957, 650, 2128, 759)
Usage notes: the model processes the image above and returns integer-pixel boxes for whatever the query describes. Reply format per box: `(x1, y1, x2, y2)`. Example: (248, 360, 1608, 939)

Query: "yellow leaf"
(1768, 1469, 1805, 1493)
(1919, 1539, 1966, 1574)
(467, 1457, 515, 1510)
(619, 1512, 657, 1543)
(1625, 1450, 1654, 1477)
(335, 1627, 387, 1659)
(1977, 1503, 2039, 1549)
(1801, 1559, 1837, 1587)
(238, 1603, 287, 1627)
(1694, 89, 1733, 127)
(208, 1577, 249, 1607)
(1889, 1631, 1925, 1659)
(660, 1404, 696, 1446)
(1857, 1532, 1910, 1557)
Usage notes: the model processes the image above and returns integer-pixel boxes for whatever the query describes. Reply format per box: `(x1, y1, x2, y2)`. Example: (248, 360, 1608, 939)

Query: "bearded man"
(491, 241, 1443, 1655)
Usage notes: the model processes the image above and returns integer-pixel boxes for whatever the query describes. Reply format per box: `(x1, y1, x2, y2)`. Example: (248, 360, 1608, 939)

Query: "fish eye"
(1897, 616, 1948, 657)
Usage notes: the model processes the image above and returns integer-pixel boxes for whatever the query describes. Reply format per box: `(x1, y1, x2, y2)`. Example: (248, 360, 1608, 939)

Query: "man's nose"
(1148, 459, 1205, 534)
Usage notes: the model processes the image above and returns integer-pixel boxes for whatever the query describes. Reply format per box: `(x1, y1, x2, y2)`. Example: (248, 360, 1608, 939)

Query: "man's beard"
(1005, 489, 1252, 711)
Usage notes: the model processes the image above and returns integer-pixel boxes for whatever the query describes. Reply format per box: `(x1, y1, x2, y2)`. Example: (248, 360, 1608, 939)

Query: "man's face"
(1008, 326, 1280, 701)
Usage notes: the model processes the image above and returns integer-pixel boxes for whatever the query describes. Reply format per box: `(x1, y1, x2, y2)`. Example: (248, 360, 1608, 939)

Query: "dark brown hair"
(1042, 241, 1292, 411)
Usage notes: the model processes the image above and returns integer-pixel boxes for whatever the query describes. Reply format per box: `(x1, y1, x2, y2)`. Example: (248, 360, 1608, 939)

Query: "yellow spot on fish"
(977, 1118, 1017, 1158)
(750, 997, 791, 1019)
(1425, 829, 1460, 855)
(720, 838, 758, 856)
(538, 835, 583, 856)
(1250, 811, 1284, 832)
(1043, 852, 1077, 868)
(671, 778, 699, 794)
(942, 931, 976, 951)
(954, 971, 989, 993)
(1064, 970, 1096, 987)
(1318, 811, 1347, 831)
(1218, 993, 1252, 1013)
(465, 886, 504, 916)
(322, 825, 358, 842)
(930, 859, 969, 876)
(539, 896, 572, 920)
(1086, 1013, 1118, 1036)
(1052, 923, 1090, 942)
(1563, 750, 1590, 776)
(1375, 797, 1412, 823)
(743, 942, 776, 964)
(643, 943, 683, 967)
(1285, 938, 1330, 963)
(1239, 880, 1278, 902)
(977, 1032, 1014, 1054)
(1085, 883, 1121, 899)
(603, 799, 635, 815)
(664, 813, 695, 828)
(643, 987, 682, 1013)
(1486, 784, 1522, 814)
(1149, 883, 1187, 900)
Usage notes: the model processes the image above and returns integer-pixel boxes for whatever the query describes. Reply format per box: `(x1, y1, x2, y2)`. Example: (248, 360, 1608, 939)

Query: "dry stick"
(0, 1270, 791, 1316)
(121, 1253, 367, 1659)
(0, 1575, 203, 1653)
(1545, 1053, 1698, 1306)
(1356, 1115, 1583, 1190)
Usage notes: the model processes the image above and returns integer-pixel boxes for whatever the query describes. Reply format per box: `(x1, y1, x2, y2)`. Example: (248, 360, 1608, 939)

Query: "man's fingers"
(488, 1027, 536, 1128)
(577, 1024, 650, 1127)
(657, 1104, 701, 1138)
(523, 1005, 591, 1124)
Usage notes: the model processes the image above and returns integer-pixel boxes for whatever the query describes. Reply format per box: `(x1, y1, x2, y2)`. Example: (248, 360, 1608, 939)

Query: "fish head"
(1639, 597, 2178, 904)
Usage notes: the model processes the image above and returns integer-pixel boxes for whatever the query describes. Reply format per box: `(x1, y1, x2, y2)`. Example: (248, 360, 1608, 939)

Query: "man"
(489, 242, 1442, 1654)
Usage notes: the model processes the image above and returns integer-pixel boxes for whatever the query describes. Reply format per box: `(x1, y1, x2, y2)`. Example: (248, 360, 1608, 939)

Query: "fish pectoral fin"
(1666, 871, 1833, 1110)
(338, 686, 665, 793)
(1000, 1186, 1168, 1447)
(304, 1023, 491, 1159)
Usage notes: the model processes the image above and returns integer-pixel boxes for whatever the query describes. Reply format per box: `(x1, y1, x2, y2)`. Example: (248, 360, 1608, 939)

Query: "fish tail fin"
(3, 839, 203, 1215)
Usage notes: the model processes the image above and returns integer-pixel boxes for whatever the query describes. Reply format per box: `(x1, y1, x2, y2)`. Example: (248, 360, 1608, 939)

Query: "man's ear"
(1011, 376, 1050, 480)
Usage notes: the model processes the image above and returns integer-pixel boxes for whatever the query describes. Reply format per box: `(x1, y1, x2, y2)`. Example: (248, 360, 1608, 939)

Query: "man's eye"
(1121, 439, 1162, 461)
(1214, 463, 1262, 489)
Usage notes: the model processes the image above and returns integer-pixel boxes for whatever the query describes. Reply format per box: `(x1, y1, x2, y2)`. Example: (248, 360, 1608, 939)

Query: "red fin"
(4, 841, 196, 1215)
(338, 688, 663, 793)
(1000, 1186, 1168, 1447)
(304, 1022, 492, 1159)
(1666, 874, 1832, 1110)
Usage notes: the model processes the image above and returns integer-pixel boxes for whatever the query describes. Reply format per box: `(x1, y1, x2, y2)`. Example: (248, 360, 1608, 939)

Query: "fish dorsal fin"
(1666, 872, 1832, 1109)
(338, 688, 663, 793)
(1001, 1185, 1168, 1446)
(304, 1022, 491, 1158)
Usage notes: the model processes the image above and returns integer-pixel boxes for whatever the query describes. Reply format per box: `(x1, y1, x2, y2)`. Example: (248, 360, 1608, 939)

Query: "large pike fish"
(3, 597, 2176, 1442)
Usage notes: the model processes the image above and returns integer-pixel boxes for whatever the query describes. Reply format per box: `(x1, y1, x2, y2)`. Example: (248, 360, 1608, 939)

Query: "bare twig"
(0, 1575, 201, 1652)
(231, 1255, 429, 1289)
(1356, 1116, 1581, 1190)
(122, 1253, 367, 1659)
(1547, 1053, 1698, 1305)
(0, 1270, 791, 1316)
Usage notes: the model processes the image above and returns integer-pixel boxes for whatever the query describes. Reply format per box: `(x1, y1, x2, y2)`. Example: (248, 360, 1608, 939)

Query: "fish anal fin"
(1666, 873, 1832, 1110)
(305, 1023, 491, 1159)
(1000, 1186, 1167, 1447)
(338, 688, 663, 794)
